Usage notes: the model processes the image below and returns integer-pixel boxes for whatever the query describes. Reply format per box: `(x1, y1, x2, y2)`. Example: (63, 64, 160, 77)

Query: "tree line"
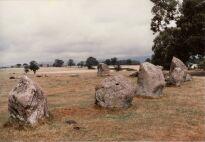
(12, 57, 141, 74)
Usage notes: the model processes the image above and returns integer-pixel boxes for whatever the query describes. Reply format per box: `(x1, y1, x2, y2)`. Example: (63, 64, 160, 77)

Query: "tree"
(150, 0, 179, 34)
(126, 59, 132, 65)
(67, 59, 75, 67)
(150, 0, 205, 68)
(114, 62, 122, 71)
(111, 57, 118, 65)
(53, 59, 64, 67)
(16, 64, 21, 68)
(104, 59, 111, 65)
(145, 58, 151, 63)
(29, 61, 39, 74)
(23, 63, 30, 73)
(86, 57, 99, 69)
(77, 61, 85, 68)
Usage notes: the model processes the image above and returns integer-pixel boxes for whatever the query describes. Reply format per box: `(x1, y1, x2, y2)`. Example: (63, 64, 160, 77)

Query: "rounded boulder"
(95, 75, 135, 108)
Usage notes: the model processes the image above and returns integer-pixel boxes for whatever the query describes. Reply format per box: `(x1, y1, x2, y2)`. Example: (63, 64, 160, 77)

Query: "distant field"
(0, 67, 204, 141)
(0, 65, 140, 75)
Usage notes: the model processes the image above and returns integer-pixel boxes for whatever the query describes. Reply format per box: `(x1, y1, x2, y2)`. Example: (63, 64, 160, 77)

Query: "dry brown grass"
(0, 68, 204, 141)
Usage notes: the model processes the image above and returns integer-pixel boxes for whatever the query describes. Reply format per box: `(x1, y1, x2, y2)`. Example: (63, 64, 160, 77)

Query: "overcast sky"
(0, 0, 154, 66)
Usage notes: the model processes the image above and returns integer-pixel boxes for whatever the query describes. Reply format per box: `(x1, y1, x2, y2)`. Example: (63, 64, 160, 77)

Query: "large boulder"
(8, 76, 49, 125)
(95, 75, 135, 108)
(136, 62, 165, 97)
(169, 67, 185, 87)
(170, 57, 188, 73)
(169, 57, 191, 86)
(97, 63, 110, 76)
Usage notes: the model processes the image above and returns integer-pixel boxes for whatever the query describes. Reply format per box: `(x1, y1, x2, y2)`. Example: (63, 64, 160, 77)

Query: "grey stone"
(169, 57, 191, 86)
(8, 76, 49, 125)
(95, 75, 135, 108)
(185, 73, 192, 81)
(157, 65, 164, 70)
(170, 57, 188, 73)
(97, 63, 110, 76)
(136, 62, 165, 97)
(169, 67, 184, 87)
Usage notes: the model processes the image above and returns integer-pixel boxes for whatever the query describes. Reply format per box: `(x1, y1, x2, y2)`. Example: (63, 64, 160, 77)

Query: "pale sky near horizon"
(0, 0, 154, 66)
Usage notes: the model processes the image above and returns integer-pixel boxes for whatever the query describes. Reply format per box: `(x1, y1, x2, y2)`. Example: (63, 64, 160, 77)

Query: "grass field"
(0, 67, 204, 141)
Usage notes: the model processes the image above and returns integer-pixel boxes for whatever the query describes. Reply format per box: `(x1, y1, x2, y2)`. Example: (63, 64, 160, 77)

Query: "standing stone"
(169, 67, 185, 87)
(97, 63, 110, 76)
(170, 57, 188, 73)
(8, 76, 49, 125)
(136, 62, 165, 97)
(95, 75, 135, 108)
(169, 57, 190, 86)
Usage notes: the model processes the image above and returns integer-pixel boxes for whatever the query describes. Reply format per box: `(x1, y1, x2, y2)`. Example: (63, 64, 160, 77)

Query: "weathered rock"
(169, 67, 184, 87)
(95, 75, 135, 108)
(170, 57, 188, 72)
(97, 63, 110, 76)
(163, 71, 170, 81)
(157, 65, 164, 70)
(169, 57, 191, 86)
(185, 73, 192, 81)
(8, 76, 49, 125)
(170, 57, 188, 80)
(136, 62, 165, 97)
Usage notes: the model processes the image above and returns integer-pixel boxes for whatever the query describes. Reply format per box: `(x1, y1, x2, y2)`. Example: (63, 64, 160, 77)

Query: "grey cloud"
(0, 0, 154, 66)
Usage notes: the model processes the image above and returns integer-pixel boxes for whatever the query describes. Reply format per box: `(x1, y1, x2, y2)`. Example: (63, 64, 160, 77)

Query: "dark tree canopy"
(150, 0, 205, 68)
(150, 0, 179, 33)
(23, 64, 30, 73)
(29, 61, 39, 74)
(77, 61, 85, 68)
(67, 59, 75, 67)
(104, 59, 111, 65)
(53, 59, 64, 67)
(16, 64, 21, 68)
(86, 57, 99, 69)
(111, 57, 118, 66)
(145, 58, 151, 63)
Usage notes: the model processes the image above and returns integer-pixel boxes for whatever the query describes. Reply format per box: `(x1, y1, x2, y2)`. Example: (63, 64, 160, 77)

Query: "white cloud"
(0, 0, 154, 65)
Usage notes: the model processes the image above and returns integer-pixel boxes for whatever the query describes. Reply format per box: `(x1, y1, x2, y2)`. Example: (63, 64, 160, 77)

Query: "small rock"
(65, 120, 77, 125)
(36, 75, 42, 77)
(185, 73, 192, 81)
(69, 74, 79, 77)
(73, 126, 80, 130)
